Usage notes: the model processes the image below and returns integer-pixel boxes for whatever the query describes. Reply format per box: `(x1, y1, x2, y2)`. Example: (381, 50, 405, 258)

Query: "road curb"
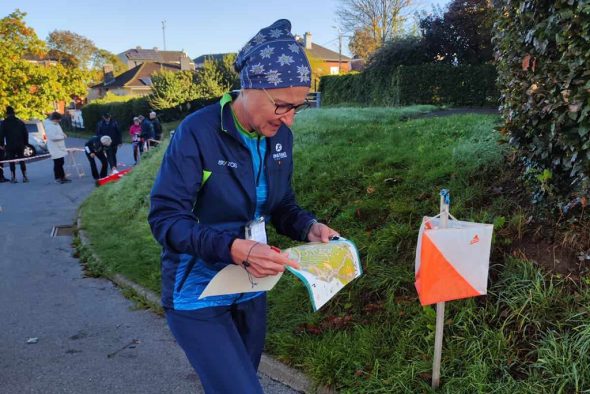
(75, 214, 334, 394)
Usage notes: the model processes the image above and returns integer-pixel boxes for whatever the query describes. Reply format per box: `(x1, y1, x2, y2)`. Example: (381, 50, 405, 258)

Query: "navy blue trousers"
(166, 295, 266, 394)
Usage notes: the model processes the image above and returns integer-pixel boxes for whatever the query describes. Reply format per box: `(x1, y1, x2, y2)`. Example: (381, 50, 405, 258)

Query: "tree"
(46, 30, 97, 69)
(149, 70, 199, 110)
(0, 10, 55, 118)
(47, 48, 80, 68)
(418, 0, 494, 64)
(337, 0, 412, 54)
(194, 56, 239, 99)
(217, 53, 240, 91)
(365, 36, 429, 72)
(348, 27, 381, 59)
(150, 54, 240, 110)
(89, 48, 127, 83)
(0, 11, 88, 118)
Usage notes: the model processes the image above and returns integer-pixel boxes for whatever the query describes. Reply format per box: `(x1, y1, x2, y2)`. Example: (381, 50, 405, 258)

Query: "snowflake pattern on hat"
(269, 28, 283, 39)
(259, 45, 274, 59)
(250, 63, 265, 74)
(266, 70, 283, 86)
(277, 54, 294, 66)
(234, 19, 312, 89)
(253, 33, 266, 45)
(297, 65, 311, 83)
(288, 43, 300, 53)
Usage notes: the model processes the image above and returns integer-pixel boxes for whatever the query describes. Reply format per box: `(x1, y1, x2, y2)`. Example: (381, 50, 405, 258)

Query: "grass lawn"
(79, 108, 590, 393)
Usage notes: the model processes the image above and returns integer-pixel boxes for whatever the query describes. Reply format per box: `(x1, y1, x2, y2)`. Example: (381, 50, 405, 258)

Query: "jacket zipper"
(256, 136, 262, 187)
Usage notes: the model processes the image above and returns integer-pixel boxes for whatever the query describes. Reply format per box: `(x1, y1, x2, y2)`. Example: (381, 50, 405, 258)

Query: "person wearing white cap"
(84, 135, 111, 180)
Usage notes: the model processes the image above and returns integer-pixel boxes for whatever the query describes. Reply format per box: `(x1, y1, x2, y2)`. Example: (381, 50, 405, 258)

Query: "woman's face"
(241, 86, 309, 137)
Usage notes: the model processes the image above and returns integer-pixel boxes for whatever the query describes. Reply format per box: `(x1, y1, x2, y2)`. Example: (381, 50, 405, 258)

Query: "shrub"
(320, 63, 498, 107)
(493, 0, 590, 205)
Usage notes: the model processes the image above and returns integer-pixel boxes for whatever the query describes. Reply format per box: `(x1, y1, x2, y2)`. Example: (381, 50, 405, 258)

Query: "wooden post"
(432, 190, 449, 389)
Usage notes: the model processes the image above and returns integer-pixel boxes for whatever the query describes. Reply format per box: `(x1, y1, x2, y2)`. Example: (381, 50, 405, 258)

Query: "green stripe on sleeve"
(202, 170, 212, 187)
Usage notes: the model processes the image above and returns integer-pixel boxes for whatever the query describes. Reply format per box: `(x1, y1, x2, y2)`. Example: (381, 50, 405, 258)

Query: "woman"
(148, 19, 338, 393)
(44, 112, 71, 184)
(129, 116, 142, 164)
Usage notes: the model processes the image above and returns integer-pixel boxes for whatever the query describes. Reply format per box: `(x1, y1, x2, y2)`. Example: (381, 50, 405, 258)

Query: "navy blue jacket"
(140, 119, 154, 140)
(96, 119, 122, 145)
(148, 94, 316, 310)
(84, 136, 107, 155)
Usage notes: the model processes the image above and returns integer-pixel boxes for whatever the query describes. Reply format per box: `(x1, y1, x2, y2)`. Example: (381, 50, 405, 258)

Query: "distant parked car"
(24, 119, 48, 157)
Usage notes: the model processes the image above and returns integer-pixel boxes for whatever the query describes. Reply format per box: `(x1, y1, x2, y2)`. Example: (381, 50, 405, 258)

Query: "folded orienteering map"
(284, 239, 362, 310)
(199, 239, 362, 311)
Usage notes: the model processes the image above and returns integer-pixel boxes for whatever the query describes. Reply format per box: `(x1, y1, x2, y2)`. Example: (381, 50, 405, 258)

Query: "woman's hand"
(307, 222, 339, 243)
(230, 239, 300, 278)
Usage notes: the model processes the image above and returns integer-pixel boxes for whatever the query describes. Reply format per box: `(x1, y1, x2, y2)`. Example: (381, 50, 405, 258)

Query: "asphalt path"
(0, 138, 297, 393)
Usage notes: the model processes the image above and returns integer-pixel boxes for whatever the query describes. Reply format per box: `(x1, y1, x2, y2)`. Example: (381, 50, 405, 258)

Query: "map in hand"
(285, 239, 362, 311)
(199, 239, 362, 311)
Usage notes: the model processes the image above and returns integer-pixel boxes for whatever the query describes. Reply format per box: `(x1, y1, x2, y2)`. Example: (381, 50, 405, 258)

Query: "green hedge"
(494, 0, 590, 205)
(319, 64, 498, 107)
(82, 97, 151, 133)
(82, 96, 217, 133)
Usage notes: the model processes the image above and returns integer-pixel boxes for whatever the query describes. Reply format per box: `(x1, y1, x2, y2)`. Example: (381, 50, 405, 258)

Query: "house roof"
(193, 53, 235, 65)
(306, 43, 351, 62)
(119, 48, 191, 64)
(92, 62, 182, 89)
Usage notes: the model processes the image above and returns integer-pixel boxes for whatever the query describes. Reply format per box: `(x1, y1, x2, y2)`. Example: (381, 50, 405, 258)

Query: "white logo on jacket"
(217, 160, 238, 168)
(275, 143, 282, 152)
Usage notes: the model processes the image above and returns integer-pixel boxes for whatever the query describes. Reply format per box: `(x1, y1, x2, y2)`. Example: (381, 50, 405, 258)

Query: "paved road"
(0, 138, 298, 393)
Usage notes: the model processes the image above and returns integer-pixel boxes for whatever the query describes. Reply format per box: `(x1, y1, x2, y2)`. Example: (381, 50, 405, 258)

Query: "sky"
(3, 0, 450, 59)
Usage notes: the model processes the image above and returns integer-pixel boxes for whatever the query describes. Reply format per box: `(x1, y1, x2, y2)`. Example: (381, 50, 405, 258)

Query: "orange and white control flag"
(415, 217, 493, 306)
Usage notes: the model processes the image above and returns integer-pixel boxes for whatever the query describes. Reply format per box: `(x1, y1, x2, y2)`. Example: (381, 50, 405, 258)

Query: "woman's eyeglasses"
(262, 88, 310, 115)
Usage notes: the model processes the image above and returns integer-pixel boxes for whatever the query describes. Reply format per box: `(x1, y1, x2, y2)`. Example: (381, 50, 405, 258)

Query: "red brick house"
(297, 32, 351, 75)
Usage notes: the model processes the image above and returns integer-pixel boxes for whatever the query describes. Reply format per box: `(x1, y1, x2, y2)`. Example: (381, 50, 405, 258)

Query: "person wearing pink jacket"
(129, 116, 142, 164)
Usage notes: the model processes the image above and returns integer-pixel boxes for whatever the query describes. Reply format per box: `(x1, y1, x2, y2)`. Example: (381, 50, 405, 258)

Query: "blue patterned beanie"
(235, 19, 311, 89)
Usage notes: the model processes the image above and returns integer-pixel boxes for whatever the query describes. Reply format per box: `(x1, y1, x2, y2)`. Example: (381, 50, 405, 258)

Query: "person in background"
(149, 111, 162, 146)
(148, 19, 338, 393)
(0, 120, 7, 183)
(96, 113, 121, 173)
(84, 135, 111, 180)
(129, 116, 142, 164)
(44, 112, 71, 184)
(139, 115, 154, 151)
(0, 106, 28, 183)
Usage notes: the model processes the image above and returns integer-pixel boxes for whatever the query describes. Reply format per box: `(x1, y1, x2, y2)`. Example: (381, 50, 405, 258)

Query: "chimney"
(180, 55, 192, 71)
(103, 64, 114, 85)
(304, 32, 312, 50)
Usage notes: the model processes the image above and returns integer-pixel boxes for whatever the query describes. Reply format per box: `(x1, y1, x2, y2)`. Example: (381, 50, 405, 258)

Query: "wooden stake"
(432, 190, 449, 389)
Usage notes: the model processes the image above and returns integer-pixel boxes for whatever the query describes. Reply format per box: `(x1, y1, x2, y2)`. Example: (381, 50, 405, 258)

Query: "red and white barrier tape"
(0, 148, 85, 165)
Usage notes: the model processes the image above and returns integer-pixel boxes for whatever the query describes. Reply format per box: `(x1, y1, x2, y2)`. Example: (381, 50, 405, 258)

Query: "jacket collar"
(219, 92, 243, 142)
